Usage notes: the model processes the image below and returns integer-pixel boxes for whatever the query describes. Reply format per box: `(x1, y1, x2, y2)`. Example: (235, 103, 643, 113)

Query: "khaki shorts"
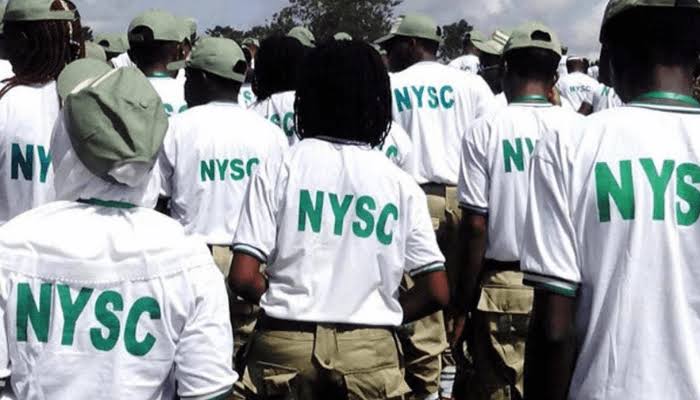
(237, 321, 410, 400)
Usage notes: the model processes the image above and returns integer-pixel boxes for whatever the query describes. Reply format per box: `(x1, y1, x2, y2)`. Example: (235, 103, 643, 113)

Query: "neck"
(417, 50, 437, 63)
(507, 81, 550, 103)
(141, 64, 172, 78)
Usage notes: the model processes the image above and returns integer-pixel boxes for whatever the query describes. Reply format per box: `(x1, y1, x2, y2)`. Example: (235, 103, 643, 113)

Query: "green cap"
(334, 32, 353, 41)
(371, 43, 387, 56)
(375, 14, 442, 44)
(95, 33, 130, 54)
(64, 67, 168, 186)
(242, 37, 260, 48)
(288, 26, 316, 48)
(85, 42, 108, 63)
(473, 29, 511, 56)
(128, 9, 184, 43)
(0, 3, 6, 34)
(4, 0, 75, 22)
(57, 58, 113, 101)
(184, 17, 197, 38)
(504, 22, 562, 56)
(468, 30, 486, 45)
(168, 37, 247, 82)
(601, 0, 700, 40)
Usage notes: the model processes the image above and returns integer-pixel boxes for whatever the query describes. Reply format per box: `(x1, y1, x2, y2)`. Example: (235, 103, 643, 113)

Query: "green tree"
(81, 25, 94, 42)
(440, 19, 473, 61)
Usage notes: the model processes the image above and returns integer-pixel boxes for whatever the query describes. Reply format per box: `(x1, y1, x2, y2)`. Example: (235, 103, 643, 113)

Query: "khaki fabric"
(237, 324, 410, 399)
(460, 271, 533, 400)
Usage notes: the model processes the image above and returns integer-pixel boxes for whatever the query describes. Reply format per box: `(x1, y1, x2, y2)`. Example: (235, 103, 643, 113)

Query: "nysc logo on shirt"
(394, 85, 455, 112)
(17, 283, 161, 357)
(503, 138, 537, 173)
(200, 158, 260, 182)
(596, 158, 700, 225)
(10, 143, 51, 183)
(269, 112, 296, 138)
(298, 190, 399, 245)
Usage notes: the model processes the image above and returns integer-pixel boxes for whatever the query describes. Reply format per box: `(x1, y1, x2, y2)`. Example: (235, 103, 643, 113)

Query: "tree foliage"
(439, 19, 473, 61)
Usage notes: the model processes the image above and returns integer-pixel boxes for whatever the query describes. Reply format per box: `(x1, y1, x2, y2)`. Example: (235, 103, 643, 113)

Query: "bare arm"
(400, 270, 450, 324)
(227, 253, 267, 305)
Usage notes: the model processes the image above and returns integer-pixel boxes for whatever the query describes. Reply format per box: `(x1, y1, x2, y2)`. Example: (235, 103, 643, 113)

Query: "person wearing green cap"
(127, 9, 188, 117)
(377, 13, 496, 400)
(448, 30, 483, 74)
(85, 41, 107, 62)
(237, 37, 259, 109)
(555, 55, 600, 114)
(252, 35, 308, 146)
(0, 0, 84, 227)
(452, 22, 581, 400)
(288, 26, 316, 48)
(0, 66, 237, 399)
(95, 33, 131, 63)
(472, 29, 511, 106)
(522, 2, 700, 399)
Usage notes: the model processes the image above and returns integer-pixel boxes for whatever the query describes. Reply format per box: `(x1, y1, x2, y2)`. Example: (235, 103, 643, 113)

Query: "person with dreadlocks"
(0, 3, 13, 82)
(0, 0, 83, 227)
(230, 40, 449, 399)
(128, 9, 187, 117)
(251, 35, 307, 146)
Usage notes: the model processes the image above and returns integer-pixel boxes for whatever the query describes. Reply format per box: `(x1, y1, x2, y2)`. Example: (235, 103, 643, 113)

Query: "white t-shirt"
(587, 65, 599, 80)
(556, 71, 600, 112)
(521, 102, 700, 399)
(0, 82, 59, 225)
(448, 54, 480, 74)
(252, 91, 297, 146)
(0, 61, 13, 82)
(495, 92, 508, 108)
(379, 123, 413, 173)
(592, 85, 624, 113)
(458, 100, 580, 262)
(110, 52, 135, 69)
(147, 76, 187, 117)
(0, 201, 236, 399)
(557, 56, 568, 78)
(237, 84, 257, 109)
(233, 137, 445, 326)
(390, 61, 496, 185)
(159, 102, 287, 245)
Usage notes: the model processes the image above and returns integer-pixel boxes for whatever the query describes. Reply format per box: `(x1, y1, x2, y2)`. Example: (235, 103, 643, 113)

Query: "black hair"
(505, 47, 560, 83)
(128, 27, 180, 71)
(0, 0, 83, 99)
(295, 40, 391, 148)
(253, 35, 307, 101)
(416, 37, 439, 55)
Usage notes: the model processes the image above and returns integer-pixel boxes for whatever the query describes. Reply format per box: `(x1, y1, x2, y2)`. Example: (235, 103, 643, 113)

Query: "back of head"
(296, 40, 391, 148)
(566, 57, 588, 73)
(253, 35, 307, 101)
(503, 22, 562, 87)
(127, 9, 183, 72)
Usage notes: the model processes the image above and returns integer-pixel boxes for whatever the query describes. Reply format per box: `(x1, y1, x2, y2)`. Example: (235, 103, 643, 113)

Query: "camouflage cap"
(64, 67, 168, 186)
(85, 42, 108, 63)
(57, 58, 112, 101)
(288, 26, 316, 48)
(4, 0, 75, 22)
(128, 9, 184, 43)
(504, 22, 562, 56)
(375, 14, 442, 44)
(334, 32, 353, 41)
(168, 36, 247, 82)
(95, 33, 130, 54)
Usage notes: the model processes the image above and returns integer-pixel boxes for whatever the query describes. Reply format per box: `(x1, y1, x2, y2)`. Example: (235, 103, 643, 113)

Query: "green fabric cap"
(375, 14, 442, 44)
(64, 67, 168, 186)
(95, 33, 130, 54)
(371, 43, 387, 56)
(504, 22, 562, 56)
(128, 9, 184, 43)
(288, 26, 316, 48)
(4, 0, 75, 22)
(85, 42, 108, 62)
(168, 37, 247, 82)
(242, 37, 260, 48)
(57, 58, 113, 101)
(334, 32, 353, 41)
(473, 29, 511, 56)
(184, 17, 197, 37)
(468, 30, 486, 45)
(603, 0, 700, 26)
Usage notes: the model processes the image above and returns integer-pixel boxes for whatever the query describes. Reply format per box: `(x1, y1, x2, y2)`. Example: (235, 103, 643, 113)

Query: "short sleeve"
(471, 76, 497, 120)
(157, 127, 177, 198)
(458, 120, 489, 215)
(404, 188, 446, 277)
(232, 156, 281, 263)
(520, 132, 581, 297)
(175, 265, 237, 399)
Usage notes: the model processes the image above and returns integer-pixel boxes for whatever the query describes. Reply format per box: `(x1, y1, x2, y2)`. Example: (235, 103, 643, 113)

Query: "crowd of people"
(0, 0, 699, 399)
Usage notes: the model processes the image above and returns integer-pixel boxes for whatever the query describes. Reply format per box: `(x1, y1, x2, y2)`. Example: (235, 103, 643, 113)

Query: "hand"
(451, 314, 468, 367)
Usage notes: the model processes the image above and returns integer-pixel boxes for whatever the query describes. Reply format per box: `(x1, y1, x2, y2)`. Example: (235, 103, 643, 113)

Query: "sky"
(73, 0, 608, 58)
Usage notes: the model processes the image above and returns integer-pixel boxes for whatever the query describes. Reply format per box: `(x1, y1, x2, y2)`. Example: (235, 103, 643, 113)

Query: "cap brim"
(473, 40, 501, 56)
(375, 33, 396, 45)
(57, 60, 112, 101)
(167, 60, 186, 71)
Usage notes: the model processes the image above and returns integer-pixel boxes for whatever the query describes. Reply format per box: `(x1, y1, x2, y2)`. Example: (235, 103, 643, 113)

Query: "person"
(588, 45, 624, 113)
(454, 22, 581, 400)
(85, 41, 107, 62)
(230, 39, 449, 400)
(242, 37, 260, 69)
(448, 31, 483, 74)
(555, 56, 600, 114)
(473, 29, 511, 107)
(0, 3, 13, 82)
(0, 63, 237, 400)
(288, 26, 316, 48)
(522, 1, 700, 399)
(556, 46, 568, 78)
(94, 33, 130, 63)
(0, 0, 84, 227)
(251, 35, 307, 146)
(377, 14, 496, 400)
(238, 38, 259, 109)
(127, 9, 187, 117)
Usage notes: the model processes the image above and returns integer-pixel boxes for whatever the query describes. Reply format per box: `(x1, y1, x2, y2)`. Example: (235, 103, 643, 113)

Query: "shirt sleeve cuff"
(459, 202, 488, 216)
(181, 386, 233, 400)
(409, 262, 446, 278)
(232, 243, 268, 264)
(523, 272, 579, 298)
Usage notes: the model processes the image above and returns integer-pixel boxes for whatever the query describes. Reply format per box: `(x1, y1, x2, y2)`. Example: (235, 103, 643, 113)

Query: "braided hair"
(295, 40, 392, 148)
(253, 35, 306, 101)
(0, 0, 84, 99)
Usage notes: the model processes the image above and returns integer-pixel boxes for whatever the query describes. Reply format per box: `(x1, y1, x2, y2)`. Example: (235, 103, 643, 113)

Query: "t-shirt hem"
(459, 202, 488, 215)
(409, 262, 446, 278)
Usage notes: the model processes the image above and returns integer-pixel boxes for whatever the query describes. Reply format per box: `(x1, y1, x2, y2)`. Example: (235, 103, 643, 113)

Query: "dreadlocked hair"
(0, 0, 83, 99)
(295, 40, 392, 148)
(253, 35, 307, 101)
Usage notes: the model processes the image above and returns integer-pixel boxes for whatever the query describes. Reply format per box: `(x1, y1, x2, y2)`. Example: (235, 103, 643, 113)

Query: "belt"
(485, 259, 520, 272)
(257, 315, 393, 333)
(420, 183, 453, 197)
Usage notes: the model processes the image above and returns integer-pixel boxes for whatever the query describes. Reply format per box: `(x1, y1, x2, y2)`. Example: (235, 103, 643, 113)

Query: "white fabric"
(110, 52, 135, 69)
(237, 84, 257, 109)
(0, 201, 237, 400)
(458, 101, 580, 261)
(233, 137, 445, 326)
(521, 103, 700, 399)
(390, 61, 496, 185)
(148, 76, 187, 118)
(587, 65, 599, 80)
(379, 123, 413, 173)
(556, 71, 600, 112)
(495, 92, 508, 108)
(159, 102, 287, 245)
(251, 91, 297, 146)
(592, 85, 624, 113)
(0, 61, 13, 82)
(0, 82, 59, 225)
(448, 54, 480, 74)
(557, 56, 568, 78)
